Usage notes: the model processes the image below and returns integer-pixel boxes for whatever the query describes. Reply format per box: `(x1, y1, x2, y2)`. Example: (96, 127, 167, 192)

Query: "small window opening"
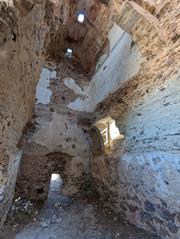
(78, 13, 85, 23)
(49, 174, 62, 195)
(65, 48, 73, 58)
(109, 120, 121, 140)
(95, 116, 124, 148)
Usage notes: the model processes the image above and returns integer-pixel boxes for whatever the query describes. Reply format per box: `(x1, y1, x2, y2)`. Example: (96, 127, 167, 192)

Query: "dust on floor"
(0, 192, 161, 239)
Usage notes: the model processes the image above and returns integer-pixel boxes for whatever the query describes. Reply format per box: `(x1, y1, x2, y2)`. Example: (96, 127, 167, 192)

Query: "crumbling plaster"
(36, 68, 56, 105)
(0, 0, 48, 227)
(15, 65, 92, 201)
(0, 1, 179, 239)
(67, 25, 144, 112)
(0, 0, 69, 228)
(89, 1, 180, 239)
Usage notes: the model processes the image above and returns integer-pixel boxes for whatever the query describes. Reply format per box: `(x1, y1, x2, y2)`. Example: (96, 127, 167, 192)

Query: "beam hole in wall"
(95, 116, 124, 148)
(48, 174, 62, 197)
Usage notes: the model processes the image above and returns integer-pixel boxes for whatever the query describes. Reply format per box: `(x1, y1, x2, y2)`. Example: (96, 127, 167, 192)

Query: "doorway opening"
(48, 173, 62, 196)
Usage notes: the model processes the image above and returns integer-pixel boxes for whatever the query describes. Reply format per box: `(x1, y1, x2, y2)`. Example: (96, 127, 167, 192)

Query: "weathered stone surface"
(45, 0, 121, 74)
(0, 1, 179, 239)
(90, 1, 180, 239)
(15, 65, 92, 201)
(0, 0, 48, 228)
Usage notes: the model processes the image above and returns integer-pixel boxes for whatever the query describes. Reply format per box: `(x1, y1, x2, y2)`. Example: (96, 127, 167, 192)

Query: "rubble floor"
(0, 189, 161, 239)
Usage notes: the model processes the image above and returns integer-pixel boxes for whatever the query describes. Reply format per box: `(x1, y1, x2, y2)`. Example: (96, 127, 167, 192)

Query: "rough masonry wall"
(91, 1, 180, 239)
(15, 65, 92, 201)
(46, 0, 117, 74)
(0, 0, 48, 228)
(0, 1, 179, 238)
(0, 0, 72, 228)
(67, 25, 144, 112)
(92, 74, 180, 239)
(89, 27, 143, 111)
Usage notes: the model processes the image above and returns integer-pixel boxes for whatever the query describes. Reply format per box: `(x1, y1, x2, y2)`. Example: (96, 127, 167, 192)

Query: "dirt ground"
(0, 178, 161, 239)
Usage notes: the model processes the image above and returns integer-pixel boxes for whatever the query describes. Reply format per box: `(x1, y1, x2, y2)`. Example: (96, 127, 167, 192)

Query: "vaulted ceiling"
(45, 0, 121, 74)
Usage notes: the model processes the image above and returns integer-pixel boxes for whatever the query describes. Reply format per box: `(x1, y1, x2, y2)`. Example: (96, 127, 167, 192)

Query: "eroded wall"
(0, 1, 179, 239)
(0, 0, 48, 228)
(0, 0, 73, 227)
(92, 73, 180, 238)
(15, 66, 92, 201)
(89, 26, 143, 110)
(90, 1, 180, 239)
(68, 24, 144, 112)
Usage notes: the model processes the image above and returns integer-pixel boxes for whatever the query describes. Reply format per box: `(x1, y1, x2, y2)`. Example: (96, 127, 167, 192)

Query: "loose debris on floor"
(1, 193, 161, 239)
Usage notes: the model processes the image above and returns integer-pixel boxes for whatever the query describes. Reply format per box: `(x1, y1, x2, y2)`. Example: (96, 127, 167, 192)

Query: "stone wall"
(45, 0, 118, 74)
(0, 0, 48, 228)
(90, 1, 180, 239)
(91, 74, 180, 238)
(15, 65, 92, 201)
(0, 0, 179, 238)
(0, 0, 71, 228)
(89, 28, 143, 111)
(67, 25, 144, 112)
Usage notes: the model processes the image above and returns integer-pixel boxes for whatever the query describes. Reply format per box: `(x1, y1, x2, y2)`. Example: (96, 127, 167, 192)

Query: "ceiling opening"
(65, 48, 73, 58)
(77, 13, 85, 23)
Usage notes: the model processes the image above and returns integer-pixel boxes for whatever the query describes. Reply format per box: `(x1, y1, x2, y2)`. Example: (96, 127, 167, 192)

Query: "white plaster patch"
(36, 68, 56, 104)
(68, 97, 91, 112)
(64, 78, 86, 96)
(89, 31, 144, 111)
(66, 26, 144, 113)
(64, 78, 91, 112)
(108, 23, 125, 52)
(95, 24, 124, 72)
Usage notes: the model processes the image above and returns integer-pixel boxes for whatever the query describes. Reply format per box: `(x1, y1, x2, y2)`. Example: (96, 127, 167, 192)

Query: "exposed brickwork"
(0, 1, 179, 238)
(15, 64, 92, 201)
(91, 1, 180, 238)
(0, 0, 48, 228)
